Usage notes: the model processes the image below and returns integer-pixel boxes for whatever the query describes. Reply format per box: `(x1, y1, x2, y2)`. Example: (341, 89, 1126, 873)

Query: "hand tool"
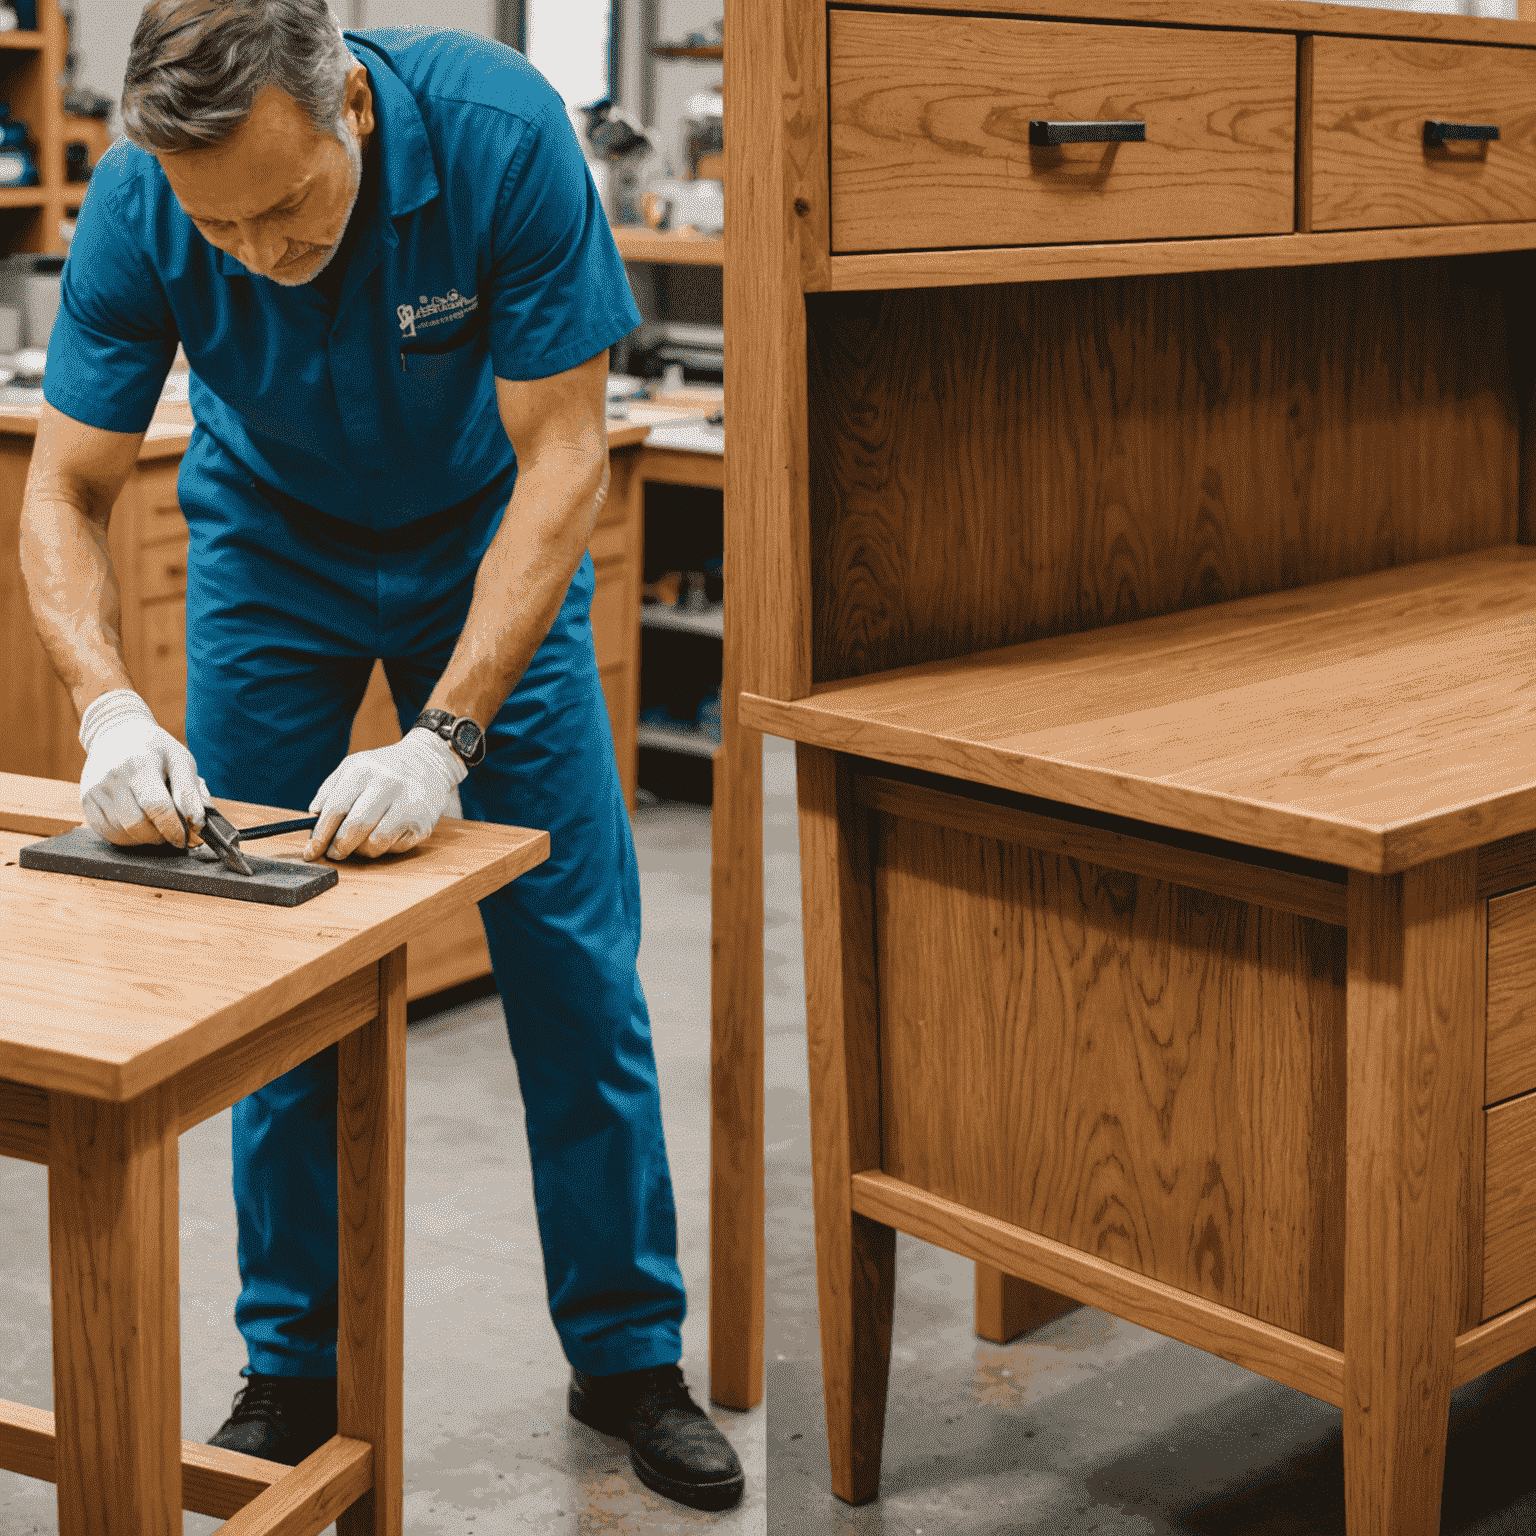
(197, 809, 320, 876)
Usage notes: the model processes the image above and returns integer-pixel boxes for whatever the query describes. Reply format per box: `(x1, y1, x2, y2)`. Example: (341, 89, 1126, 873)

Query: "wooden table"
(729, 0, 1536, 1526)
(0, 773, 547, 1536)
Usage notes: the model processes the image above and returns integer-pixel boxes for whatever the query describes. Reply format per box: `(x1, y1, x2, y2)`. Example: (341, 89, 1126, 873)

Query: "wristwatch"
(412, 708, 487, 769)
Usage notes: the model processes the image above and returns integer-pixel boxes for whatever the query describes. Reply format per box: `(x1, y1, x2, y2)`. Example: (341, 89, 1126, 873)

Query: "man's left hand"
(304, 728, 468, 861)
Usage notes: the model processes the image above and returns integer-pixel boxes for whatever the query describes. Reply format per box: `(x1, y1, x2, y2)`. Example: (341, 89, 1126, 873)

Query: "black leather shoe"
(207, 1374, 337, 1466)
(569, 1363, 744, 1511)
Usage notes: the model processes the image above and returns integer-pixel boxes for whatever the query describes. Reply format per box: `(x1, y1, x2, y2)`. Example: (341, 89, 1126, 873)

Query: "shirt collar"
(214, 44, 438, 276)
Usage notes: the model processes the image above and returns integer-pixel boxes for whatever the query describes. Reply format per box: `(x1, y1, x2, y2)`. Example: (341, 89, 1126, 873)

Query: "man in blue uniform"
(17, 0, 742, 1511)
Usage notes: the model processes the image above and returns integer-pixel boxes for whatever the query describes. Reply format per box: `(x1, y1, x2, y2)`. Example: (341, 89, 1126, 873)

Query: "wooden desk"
(0, 772, 547, 1536)
(0, 403, 648, 1002)
(730, 0, 1536, 1527)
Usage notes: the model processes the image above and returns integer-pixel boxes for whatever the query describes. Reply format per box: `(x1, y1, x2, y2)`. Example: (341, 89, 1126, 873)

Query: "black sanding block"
(18, 827, 338, 907)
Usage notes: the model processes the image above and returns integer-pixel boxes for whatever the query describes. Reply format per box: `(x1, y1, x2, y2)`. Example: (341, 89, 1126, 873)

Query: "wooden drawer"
(131, 462, 186, 540)
(1484, 1090, 1536, 1319)
(590, 562, 629, 671)
(1305, 36, 1536, 232)
(138, 537, 189, 603)
(828, 11, 1295, 254)
(1488, 885, 1536, 1105)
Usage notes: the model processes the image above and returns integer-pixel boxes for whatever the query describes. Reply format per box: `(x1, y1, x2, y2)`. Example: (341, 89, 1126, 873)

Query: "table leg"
(1344, 855, 1477, 1536)
(798, 746, 894, 1505)
(337, 947, 407, 1536)
(47, 1083, 180, 1536)
(974, 1265, 1078, 1345)
(709, 709, 766, 1411)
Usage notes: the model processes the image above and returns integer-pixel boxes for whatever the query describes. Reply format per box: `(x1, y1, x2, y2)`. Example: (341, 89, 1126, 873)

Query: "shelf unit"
(0, 0, 72, 257)
(612, 223, 724, 267)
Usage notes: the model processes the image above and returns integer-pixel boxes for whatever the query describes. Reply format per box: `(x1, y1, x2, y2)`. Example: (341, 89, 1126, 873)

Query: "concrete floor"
(758, 737, 1536, 1536)
(0, 790, 763, 1535)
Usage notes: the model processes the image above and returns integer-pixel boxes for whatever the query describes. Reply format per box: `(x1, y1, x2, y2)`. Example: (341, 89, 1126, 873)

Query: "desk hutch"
(728, 0, 1536, 1527)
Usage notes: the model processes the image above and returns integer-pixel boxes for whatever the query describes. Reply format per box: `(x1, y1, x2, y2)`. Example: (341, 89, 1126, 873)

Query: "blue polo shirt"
(44, 27, 640, 531)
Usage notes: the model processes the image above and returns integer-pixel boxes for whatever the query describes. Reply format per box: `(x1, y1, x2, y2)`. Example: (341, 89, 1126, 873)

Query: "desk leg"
(47, 1084, 180, 1536)
(337, 948, 407, 1536)
(974, 1266, 1078, 1345)
(1344, 856, 1476, 1536)
(709, 706, 765, 1411)
(798, 746, 894, 1505)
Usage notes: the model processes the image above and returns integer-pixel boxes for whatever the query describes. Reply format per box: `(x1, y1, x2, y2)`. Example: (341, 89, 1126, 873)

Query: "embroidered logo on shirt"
(397, 289, 479, 341)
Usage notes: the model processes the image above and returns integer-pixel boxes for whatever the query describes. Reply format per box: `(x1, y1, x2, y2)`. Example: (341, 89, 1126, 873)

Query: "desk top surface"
(743, 545, 1536, 877)
(0, 775, 548, 1101)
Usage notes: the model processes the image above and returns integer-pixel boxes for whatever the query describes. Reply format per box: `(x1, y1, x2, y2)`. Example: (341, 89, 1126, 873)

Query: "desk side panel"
(807, 257, 1520, 684)
(874, 808, 1348, 1346)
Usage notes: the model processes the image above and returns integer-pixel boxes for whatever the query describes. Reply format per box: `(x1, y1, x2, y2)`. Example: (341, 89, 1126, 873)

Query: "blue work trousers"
(177, 428, 686, 1379)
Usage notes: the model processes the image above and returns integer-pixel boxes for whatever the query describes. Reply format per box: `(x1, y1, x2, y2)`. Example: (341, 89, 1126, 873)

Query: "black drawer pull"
(1029, 119, 1146, 146)
(1424, 120, 1499, 145)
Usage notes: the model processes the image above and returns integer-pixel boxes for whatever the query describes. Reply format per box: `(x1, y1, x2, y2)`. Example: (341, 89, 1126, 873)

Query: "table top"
(0, 775, 548, 1101)
(741, 544, 1536, 876)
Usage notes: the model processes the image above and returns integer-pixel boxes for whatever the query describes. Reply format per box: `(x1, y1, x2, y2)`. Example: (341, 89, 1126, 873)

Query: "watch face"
(451, 718, 485, 765)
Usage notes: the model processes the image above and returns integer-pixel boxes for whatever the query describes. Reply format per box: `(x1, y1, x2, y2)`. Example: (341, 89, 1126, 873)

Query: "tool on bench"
(18, 808, 334, 908)
(197, 807, 320, 876)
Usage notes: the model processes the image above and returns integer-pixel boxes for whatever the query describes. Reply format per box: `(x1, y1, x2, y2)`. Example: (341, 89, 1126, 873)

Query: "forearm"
(426, 447, 609, 726)
(18, 489, 135, 719)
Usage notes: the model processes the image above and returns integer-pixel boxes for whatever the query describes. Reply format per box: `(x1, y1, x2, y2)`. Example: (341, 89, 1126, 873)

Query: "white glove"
(79, 689, 209, 847)
(305, 727, 467, 862)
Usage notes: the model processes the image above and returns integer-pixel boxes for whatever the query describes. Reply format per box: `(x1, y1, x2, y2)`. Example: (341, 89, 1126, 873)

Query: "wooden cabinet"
(829, 11, 1296, 252)
(1304, 35, 1536, 232)
(731, 0, 1536, 1525)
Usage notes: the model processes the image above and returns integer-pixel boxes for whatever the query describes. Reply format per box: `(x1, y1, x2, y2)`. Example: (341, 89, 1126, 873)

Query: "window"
(525, 0, 613, 109)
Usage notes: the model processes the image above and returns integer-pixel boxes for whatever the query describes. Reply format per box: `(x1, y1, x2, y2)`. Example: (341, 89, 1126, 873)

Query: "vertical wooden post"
(1344, 852, 1476, 1536)
(974, 1266, 1078, 1345)
(797, 745, 894, 1505)
(708, 709, 766, 1410)
(48, 1083, 180, 1536)
(336, 950, 407, 1536)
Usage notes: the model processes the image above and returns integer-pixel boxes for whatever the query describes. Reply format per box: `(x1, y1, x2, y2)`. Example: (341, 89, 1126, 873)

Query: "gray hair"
(122, 0, 354, 154)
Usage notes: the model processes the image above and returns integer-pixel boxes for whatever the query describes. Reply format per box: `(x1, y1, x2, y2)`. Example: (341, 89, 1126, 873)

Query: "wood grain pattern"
(1454, 1290, 1536, 1385)
(1475, 829, 1536, 899)
(1486, 885, 1536, 1103)
(1308, 36, 1536, 232)
(708, 686, 765, 1406)
(837, 0, 1536, 48)
(47, 1082, 180, 1535)
(0, 1075, 47, 1162)
(852, 1172, 1345, 1407)
(807, 262, 1516, 687)
(796, 745, 894, 1504)
(171, 969, 377, 1136)
(1482, 1090, 1536, 1318)
(0, 777, 547, 1100)
(875, 809, 1346, 1345)
(336, 949, 405, 1536)
(742, 546, 1536, 875)
(974, 1267, 1079, 1344)
(826, 218, 1536, 292)
(830, 12, 1294, 253)
(0, 1401, 292, 1522)
(1297, 36, 1315, 234)
(857, 775, 1347, 927)
(1344, 854, 1477, 1536)
(1469, 888, 1490, 1328)
(219, 1438, 372, 1536)
(725, 0, 815, 699)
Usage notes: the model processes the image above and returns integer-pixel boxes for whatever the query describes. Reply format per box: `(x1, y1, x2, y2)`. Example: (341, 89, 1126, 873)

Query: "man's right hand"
(79, 689, 208, 847)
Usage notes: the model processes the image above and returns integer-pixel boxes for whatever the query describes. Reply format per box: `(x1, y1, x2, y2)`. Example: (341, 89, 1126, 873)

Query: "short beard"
(264, 119, 364, 288)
